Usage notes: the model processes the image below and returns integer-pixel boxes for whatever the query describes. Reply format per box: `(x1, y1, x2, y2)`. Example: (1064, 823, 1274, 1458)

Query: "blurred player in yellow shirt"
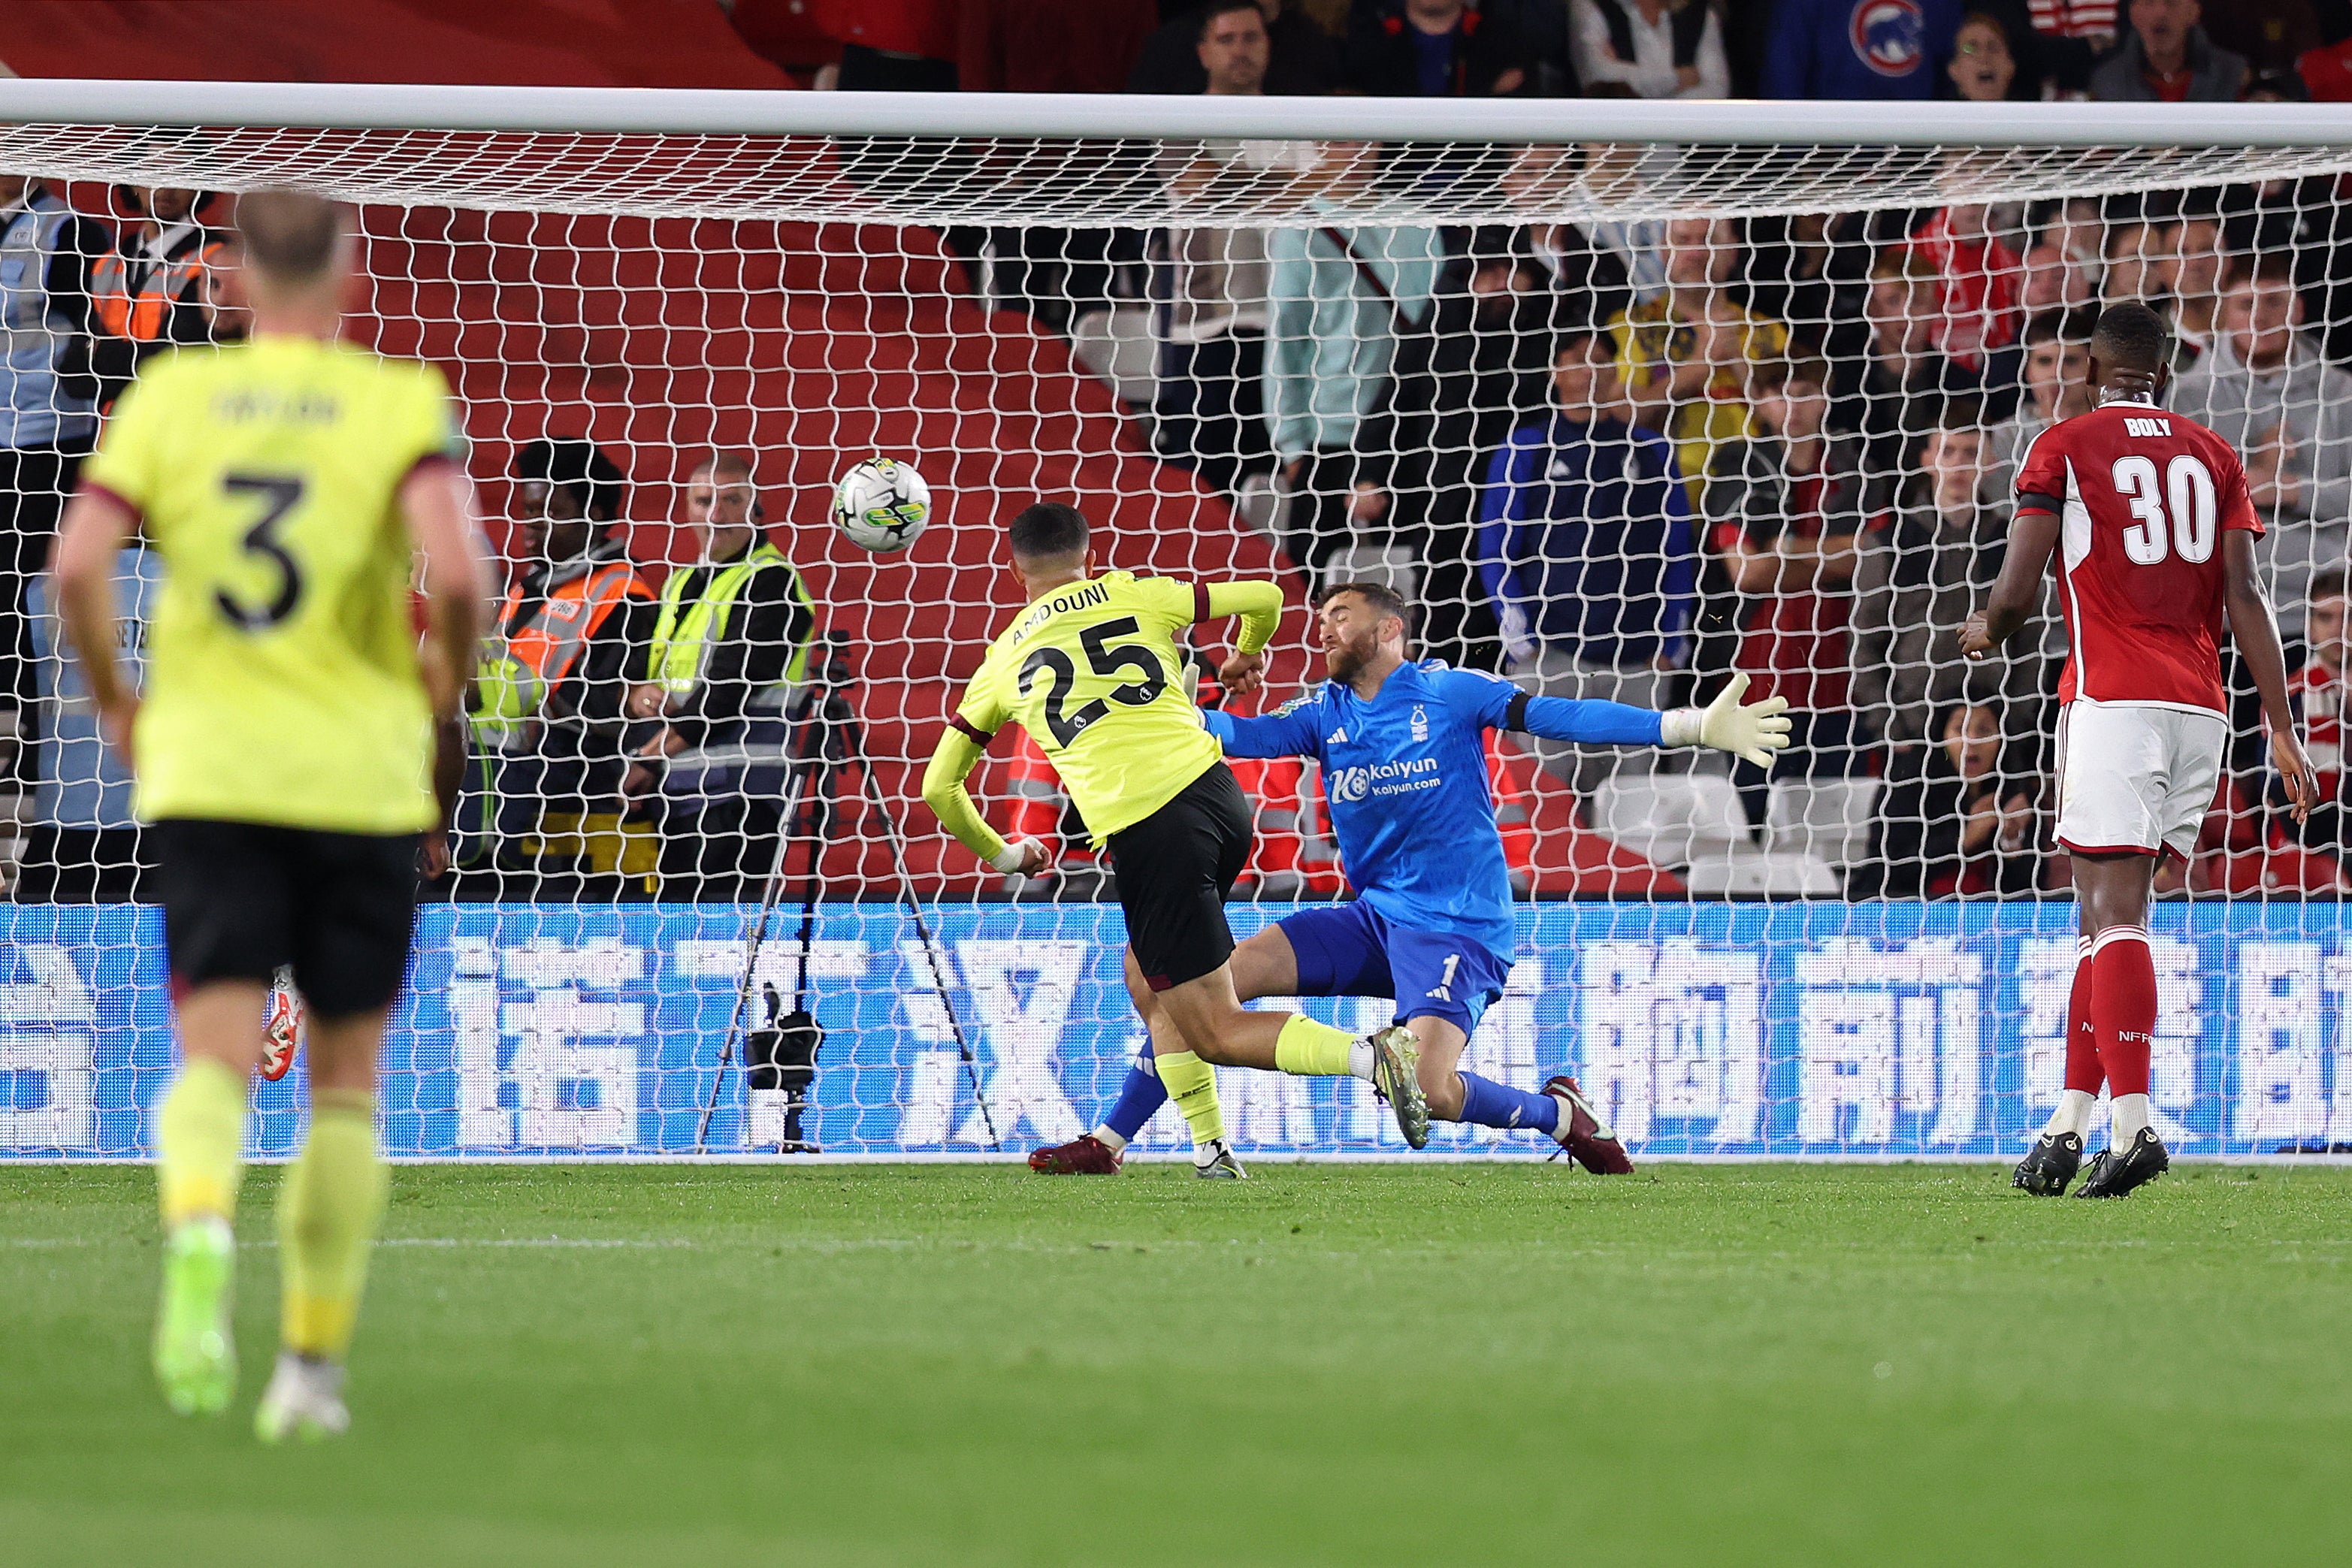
(52, 188, 491, 1442)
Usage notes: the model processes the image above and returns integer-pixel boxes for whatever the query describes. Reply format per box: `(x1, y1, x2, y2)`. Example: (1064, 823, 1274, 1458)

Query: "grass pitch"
(5, 1162, 2348, 1566)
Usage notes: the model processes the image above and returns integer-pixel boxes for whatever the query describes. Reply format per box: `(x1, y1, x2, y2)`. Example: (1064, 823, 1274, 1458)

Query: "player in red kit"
(1963, 302, 2320, 1198)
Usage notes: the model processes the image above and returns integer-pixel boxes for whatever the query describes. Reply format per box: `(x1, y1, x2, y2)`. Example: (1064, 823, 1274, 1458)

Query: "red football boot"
(1028, 1134, 1124, 1174)
(259, 974, 304, 1083)
(1543, 1075, 1634, 1174)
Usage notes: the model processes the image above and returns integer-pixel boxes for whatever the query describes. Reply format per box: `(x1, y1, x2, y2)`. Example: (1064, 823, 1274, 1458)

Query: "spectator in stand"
(1152, 3, 1318, 492)
(2278, 568, 2347, 866)
(1611, 216, 1791, 509)
(1477, 331, 1697, 793)
(2019, 239, 2098, 314)
(1858, 702, 2042, 897)
(621, 452, 818, 902)
(1393, 239, 1555, 668)
(1945, 9, 2025, 98)
(1762, 0, 1961, 98)
(2167, 209, 2228, 365)
(87, 186, 219, 412)
(1701, 358, 1863, 820)
(2170, 254, 2352, 638)
(1345, 0, 1529, 96)
(1743, 213, 1840, 352)
(1851, 415, 2043, 752)
(1263, 140, 1443, 582)
(1495, 140, 1646, 331)
(1569, 0, 1732, 98)
(1499, 132, 1670, 325)
(457, 439, 654, 891)
(2101, 217, 2177, 308)
(1129, 0, 1342, 93)
(1828, 246, 1951, 514)
(1999, 0, 2109, 91)
(1981, 307, 2095, 502)
(2089, 0, 2248, 98)
(0, 174, 105, 786)
(1906, 199, 2026, 406)
(2026, 0, 2118, 50)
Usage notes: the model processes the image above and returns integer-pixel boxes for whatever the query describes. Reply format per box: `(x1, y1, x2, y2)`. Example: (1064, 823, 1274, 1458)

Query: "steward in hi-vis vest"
(455, 437, 653, 889)
(89, 185, 219, 409)
(623, 452, 816, 902)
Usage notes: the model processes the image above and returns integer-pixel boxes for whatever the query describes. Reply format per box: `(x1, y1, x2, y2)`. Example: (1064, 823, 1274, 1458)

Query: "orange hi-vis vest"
(91, 232, 213, 343)
(472, 557, 649, 751)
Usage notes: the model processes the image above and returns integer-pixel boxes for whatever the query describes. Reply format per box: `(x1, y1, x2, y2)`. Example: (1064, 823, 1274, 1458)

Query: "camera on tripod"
(743, 981, 822, 1153)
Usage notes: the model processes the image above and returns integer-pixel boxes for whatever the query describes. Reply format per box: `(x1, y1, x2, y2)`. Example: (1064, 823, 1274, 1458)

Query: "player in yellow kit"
(51, 189, 491, 1441)
(922, 503, 1424, 1177)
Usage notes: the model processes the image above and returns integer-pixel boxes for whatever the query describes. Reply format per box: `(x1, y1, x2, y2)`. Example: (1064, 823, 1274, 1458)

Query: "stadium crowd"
(866, 0, 2352, 899)
(8, 0, 2352, 902)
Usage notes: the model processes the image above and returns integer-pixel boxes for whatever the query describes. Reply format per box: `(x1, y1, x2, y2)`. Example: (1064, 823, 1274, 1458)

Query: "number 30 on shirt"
(2113, 453, 2217, 566)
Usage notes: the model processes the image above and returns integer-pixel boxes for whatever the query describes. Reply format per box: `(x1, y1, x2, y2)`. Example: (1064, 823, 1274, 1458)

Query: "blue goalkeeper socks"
(1099, 1044, 1168, 1145)
(1455, 1072, 1560, 1135)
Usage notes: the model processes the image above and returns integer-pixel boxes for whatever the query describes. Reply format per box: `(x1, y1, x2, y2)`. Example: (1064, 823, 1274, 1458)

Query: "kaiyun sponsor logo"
(1328, 756, 1439, 802)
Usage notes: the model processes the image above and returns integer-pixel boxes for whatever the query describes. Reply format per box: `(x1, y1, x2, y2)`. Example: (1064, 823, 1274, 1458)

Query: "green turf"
(5, 1162, 2348, 1565)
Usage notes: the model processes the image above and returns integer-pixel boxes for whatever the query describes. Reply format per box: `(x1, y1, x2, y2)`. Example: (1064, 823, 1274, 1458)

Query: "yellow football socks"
(278, 1091, 388, 1362)
(1154, 1050, 1226, 1147)
(1274, 1014, 1356, 1077)
(156, 1056, 247, 1227)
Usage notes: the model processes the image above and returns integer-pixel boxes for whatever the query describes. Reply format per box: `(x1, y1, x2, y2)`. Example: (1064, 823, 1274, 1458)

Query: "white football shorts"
(2054, 698, 2228, 863)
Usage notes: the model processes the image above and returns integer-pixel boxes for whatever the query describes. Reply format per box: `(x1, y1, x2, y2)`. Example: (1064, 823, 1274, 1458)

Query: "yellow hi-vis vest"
(648, 542, 814, 702)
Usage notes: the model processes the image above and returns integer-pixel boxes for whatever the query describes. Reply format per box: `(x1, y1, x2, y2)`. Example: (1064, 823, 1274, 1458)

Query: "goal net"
(4, 86, 2350, 1161)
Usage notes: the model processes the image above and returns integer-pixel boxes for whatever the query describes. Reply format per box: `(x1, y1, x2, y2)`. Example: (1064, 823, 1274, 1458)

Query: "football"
(832, 455, 931, 553)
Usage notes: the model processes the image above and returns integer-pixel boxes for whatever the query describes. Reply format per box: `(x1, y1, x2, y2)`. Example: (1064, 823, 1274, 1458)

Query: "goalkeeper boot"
(2012, 1131, 2084, 1196)
(1365, 1026, 1429, 1150)
(153, 1215, 237, 1416)
(1543, 1074, 1634, 1174)
(254, 1352, 349, 1444)
(1029, 1134, 1124, 1175)
(1194, 1137, 1247, 1180)
(2075, 1126, 2169, 1200)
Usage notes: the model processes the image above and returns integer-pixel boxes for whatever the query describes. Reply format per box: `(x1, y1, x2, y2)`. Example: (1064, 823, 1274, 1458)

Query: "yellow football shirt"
(80, 334, 463, 833)
(954, 572, 1229, 844)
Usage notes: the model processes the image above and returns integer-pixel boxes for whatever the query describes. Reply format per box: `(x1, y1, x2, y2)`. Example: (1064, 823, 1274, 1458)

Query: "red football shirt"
(2015, 398, 2263, 714)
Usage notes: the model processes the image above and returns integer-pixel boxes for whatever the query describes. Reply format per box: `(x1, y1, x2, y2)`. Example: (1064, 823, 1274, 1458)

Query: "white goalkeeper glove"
(1659, 672, 1793, 769)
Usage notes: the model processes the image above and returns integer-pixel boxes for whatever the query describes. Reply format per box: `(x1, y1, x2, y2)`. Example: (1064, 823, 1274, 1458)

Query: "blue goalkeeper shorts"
(1274, 900, 1513, 1037)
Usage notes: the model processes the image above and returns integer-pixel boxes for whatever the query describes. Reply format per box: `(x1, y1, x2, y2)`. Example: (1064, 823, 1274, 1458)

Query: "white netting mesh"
(6, 105, 2352, 1159)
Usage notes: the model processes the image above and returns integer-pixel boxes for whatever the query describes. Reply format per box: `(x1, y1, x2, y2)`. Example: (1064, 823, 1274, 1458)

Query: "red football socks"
(2090, 926, 2157, 1100)
(2063, 935, 2103, 1095)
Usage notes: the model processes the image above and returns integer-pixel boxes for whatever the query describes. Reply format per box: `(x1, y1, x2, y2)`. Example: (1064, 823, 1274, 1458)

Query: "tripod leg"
(694, 759, 809, 1153)
(844, 720, 1002, 1152)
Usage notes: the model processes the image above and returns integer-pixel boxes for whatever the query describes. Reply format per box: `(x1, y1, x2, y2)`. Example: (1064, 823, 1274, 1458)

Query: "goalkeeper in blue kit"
(1030, 581, 1791, 1174)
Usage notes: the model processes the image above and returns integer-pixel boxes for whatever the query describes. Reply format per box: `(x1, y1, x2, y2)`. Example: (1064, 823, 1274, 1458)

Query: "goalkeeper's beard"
(1324, 630, 1375, 687)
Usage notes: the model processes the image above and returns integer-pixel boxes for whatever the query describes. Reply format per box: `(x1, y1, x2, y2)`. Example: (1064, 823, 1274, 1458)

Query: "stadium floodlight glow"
(7, 80, 2352, 1161)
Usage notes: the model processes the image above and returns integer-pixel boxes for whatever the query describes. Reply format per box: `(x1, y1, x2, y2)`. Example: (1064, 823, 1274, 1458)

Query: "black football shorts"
(1107, 762, 1253, 992)
(149, 817, 420, 1018)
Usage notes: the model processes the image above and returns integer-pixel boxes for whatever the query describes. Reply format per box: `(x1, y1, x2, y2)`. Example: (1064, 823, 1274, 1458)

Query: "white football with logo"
(832, 456, 931, 554)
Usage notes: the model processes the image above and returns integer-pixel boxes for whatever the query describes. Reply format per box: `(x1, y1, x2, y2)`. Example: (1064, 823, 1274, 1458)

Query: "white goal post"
(2, 82, 2351, 1163)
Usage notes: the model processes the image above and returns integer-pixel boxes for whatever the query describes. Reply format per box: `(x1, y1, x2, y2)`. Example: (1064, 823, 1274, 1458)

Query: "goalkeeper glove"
(1660, 672, 1793, 769)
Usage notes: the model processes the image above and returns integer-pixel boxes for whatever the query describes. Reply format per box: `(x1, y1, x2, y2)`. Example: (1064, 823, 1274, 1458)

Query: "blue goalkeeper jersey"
(1202, 660, 1662, 955)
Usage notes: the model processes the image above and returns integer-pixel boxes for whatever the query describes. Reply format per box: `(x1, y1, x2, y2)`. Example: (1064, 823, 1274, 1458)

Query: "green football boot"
(1366, 1025, 1430, 1150)
(153, 1215, 237, 1417)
